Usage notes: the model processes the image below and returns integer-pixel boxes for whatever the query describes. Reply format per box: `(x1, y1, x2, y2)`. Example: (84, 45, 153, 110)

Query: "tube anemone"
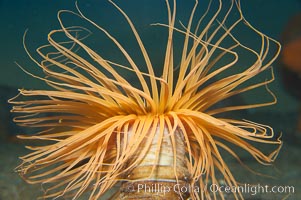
(10, 0, 282, 199)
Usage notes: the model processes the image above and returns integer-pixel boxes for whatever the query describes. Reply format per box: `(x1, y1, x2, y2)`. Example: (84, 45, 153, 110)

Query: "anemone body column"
(118, 125, 190, 199)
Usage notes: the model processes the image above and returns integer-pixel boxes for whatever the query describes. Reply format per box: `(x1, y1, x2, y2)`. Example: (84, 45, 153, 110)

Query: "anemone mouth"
(10, 0, 281, 199)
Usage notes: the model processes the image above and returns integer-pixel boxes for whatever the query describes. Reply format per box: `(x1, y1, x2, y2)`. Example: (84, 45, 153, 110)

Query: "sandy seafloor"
(1, 111, 301, 200)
